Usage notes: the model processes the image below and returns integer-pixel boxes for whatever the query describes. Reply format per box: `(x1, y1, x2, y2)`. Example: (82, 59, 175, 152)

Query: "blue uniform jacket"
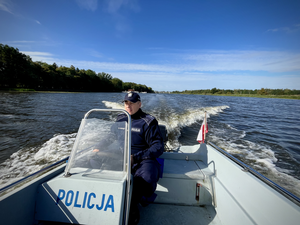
(117, 109, 164, 186)
(117, 109, 164, 163)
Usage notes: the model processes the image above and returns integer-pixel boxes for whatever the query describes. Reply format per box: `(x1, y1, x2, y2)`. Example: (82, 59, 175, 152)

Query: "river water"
(0, 92, 299, 197)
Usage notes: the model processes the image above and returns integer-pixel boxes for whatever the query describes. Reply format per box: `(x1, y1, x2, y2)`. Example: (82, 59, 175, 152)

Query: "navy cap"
(124, 92, 141, 103)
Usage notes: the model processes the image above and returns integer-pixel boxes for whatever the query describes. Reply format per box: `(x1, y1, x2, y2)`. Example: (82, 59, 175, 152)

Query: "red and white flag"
(197, 116, 208, 144)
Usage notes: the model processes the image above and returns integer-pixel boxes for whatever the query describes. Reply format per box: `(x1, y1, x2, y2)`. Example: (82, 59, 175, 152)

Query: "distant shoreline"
(173, 92, 300, 100)
(0, 88, 118, 94)
(1, 88, 299, 100)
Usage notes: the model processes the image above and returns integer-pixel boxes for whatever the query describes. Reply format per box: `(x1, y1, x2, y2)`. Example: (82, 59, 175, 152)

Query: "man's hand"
(93, 149, 99, 152)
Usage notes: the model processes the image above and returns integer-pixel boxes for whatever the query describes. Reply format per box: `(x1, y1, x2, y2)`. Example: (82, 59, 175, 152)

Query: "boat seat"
(162, 158, 206, 180)
(155, 159, 213, 206)
(159, 124, 171, 151)
(158, 124, 168, 143)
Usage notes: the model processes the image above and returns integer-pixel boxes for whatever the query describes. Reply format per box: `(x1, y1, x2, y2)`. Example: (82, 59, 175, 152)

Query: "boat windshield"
(64, 117, 128, 177)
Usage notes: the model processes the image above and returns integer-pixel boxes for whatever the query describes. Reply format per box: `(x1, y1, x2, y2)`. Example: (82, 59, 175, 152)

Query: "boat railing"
(208, 141, 300, 207)
(0, 156, 69, 194)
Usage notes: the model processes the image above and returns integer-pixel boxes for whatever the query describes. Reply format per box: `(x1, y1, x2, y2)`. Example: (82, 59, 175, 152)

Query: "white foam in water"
(210, 129, 278, 171)
(2, 99, 298, 197)
(210, 125, 300, 197)
(161, 106, 230, 148)
(1, 95, 299, 198)
(0, 119, 110, 188)
(34, 133, 76, 162)
(0, 118, 121, 190)
(102, 101, 123, 109)
(0, 133, 76, 189)
(103, 99, 230, 149)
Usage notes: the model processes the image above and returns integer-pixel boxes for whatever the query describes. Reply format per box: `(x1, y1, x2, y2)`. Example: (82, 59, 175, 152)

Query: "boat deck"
(138, 150, 221, 225)
(139, 203, 222, 225)
(38, 203, 221, 225)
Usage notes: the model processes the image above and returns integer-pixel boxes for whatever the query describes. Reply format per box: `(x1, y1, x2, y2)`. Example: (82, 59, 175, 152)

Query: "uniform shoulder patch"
(117, 113, 127, 121)
(141, 113, 155, 125)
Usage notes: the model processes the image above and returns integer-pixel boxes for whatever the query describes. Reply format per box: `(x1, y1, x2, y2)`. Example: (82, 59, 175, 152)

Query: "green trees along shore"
(0, 44, 154, 93)
(172, 87, 300, 95)
(1, 44, 299, 99)
(171, 88, 300, 99)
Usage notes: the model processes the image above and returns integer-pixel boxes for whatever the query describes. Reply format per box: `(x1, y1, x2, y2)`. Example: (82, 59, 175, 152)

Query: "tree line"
(172, 87, 300, 96)
(0, 44, 154, 93)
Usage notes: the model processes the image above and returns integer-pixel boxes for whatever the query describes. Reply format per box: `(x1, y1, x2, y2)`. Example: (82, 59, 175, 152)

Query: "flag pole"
(204, 111, 207, 142)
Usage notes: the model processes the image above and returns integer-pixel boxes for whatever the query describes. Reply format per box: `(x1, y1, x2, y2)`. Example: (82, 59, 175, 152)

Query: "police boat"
(1, 109, 300, 225)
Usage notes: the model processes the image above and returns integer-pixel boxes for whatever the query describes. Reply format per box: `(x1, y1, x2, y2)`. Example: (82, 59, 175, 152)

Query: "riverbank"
(173, 93, 300, 100)
(0, 88, 108, 94)
(213, 93, 300, 100)
(1, 88, 300, 100)
(0, 88, 36, 92)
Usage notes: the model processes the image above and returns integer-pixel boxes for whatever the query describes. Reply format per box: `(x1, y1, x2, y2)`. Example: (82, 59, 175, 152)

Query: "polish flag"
(197, 119, 208, 144)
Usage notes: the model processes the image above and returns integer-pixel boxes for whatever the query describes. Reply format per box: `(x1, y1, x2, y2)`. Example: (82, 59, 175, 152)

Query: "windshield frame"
(64, 109, 132, 178)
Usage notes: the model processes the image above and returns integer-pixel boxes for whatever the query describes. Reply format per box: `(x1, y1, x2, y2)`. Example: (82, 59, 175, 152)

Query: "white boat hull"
(1, 143, 300, 224)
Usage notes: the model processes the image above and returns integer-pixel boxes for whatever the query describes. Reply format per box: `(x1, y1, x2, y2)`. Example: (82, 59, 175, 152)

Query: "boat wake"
(102, 100, 229, 149)
(209, 122, 300, 197)
(0, 133, 76, 189)
(1, 97, 299, 199)
(0, 119, 123, 190)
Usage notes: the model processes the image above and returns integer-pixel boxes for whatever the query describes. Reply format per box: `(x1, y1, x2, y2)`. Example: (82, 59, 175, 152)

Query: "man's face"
(124, 100, 141, 115)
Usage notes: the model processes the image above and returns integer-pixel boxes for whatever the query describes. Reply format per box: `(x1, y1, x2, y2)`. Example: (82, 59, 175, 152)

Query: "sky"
(1, 0, 300, 92)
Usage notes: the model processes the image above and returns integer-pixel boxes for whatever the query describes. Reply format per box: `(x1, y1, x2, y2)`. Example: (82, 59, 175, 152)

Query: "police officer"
(117, 92, 164, 224)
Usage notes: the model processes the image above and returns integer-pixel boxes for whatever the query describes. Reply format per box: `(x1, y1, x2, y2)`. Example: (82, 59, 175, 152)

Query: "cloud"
(20, 50, 300, 91)
(21, 51, 55, 62)
(22, 51, 53, 57)
(6, 40, 36, 44)
(0, 1, 41, 24)
(21, 50, 300, 74)
(76, 0, 98, 11)
(107, 72, 300, 91)
(3, 40, 37, 48)
(86, 49, 103, 58)
(267, 24, 300, 33)
(0, 0, 14, 14)
(102, 0, 140, 33)
(104, 0, 140, 14)
(182, 50, 300, 73)
(4, 40, 60, 49)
